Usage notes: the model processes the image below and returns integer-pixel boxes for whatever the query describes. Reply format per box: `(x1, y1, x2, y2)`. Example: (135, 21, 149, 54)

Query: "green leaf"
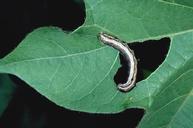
(161, 0, 193, 8)
(0, 27, 125, 113)
(0, 74, 15, 116)
(0, 0, 193, 115)
(139, 71, 193, 128)
(138, 32, 193, 127)
(84, 0, 193, 41)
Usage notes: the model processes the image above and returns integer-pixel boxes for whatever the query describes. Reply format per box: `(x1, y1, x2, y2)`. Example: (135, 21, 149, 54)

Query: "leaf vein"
(2, 46, 107, 66)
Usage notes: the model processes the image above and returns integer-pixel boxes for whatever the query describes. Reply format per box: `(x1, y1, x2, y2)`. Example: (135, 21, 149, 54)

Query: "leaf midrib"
(0, 46, 108, 67)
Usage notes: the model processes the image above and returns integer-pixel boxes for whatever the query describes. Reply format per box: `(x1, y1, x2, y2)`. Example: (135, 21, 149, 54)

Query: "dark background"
(0, 0, 170, 128)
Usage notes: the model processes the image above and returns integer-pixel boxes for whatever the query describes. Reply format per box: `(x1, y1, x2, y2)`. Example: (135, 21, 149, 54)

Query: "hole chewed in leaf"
(114, 38, 170, 85)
